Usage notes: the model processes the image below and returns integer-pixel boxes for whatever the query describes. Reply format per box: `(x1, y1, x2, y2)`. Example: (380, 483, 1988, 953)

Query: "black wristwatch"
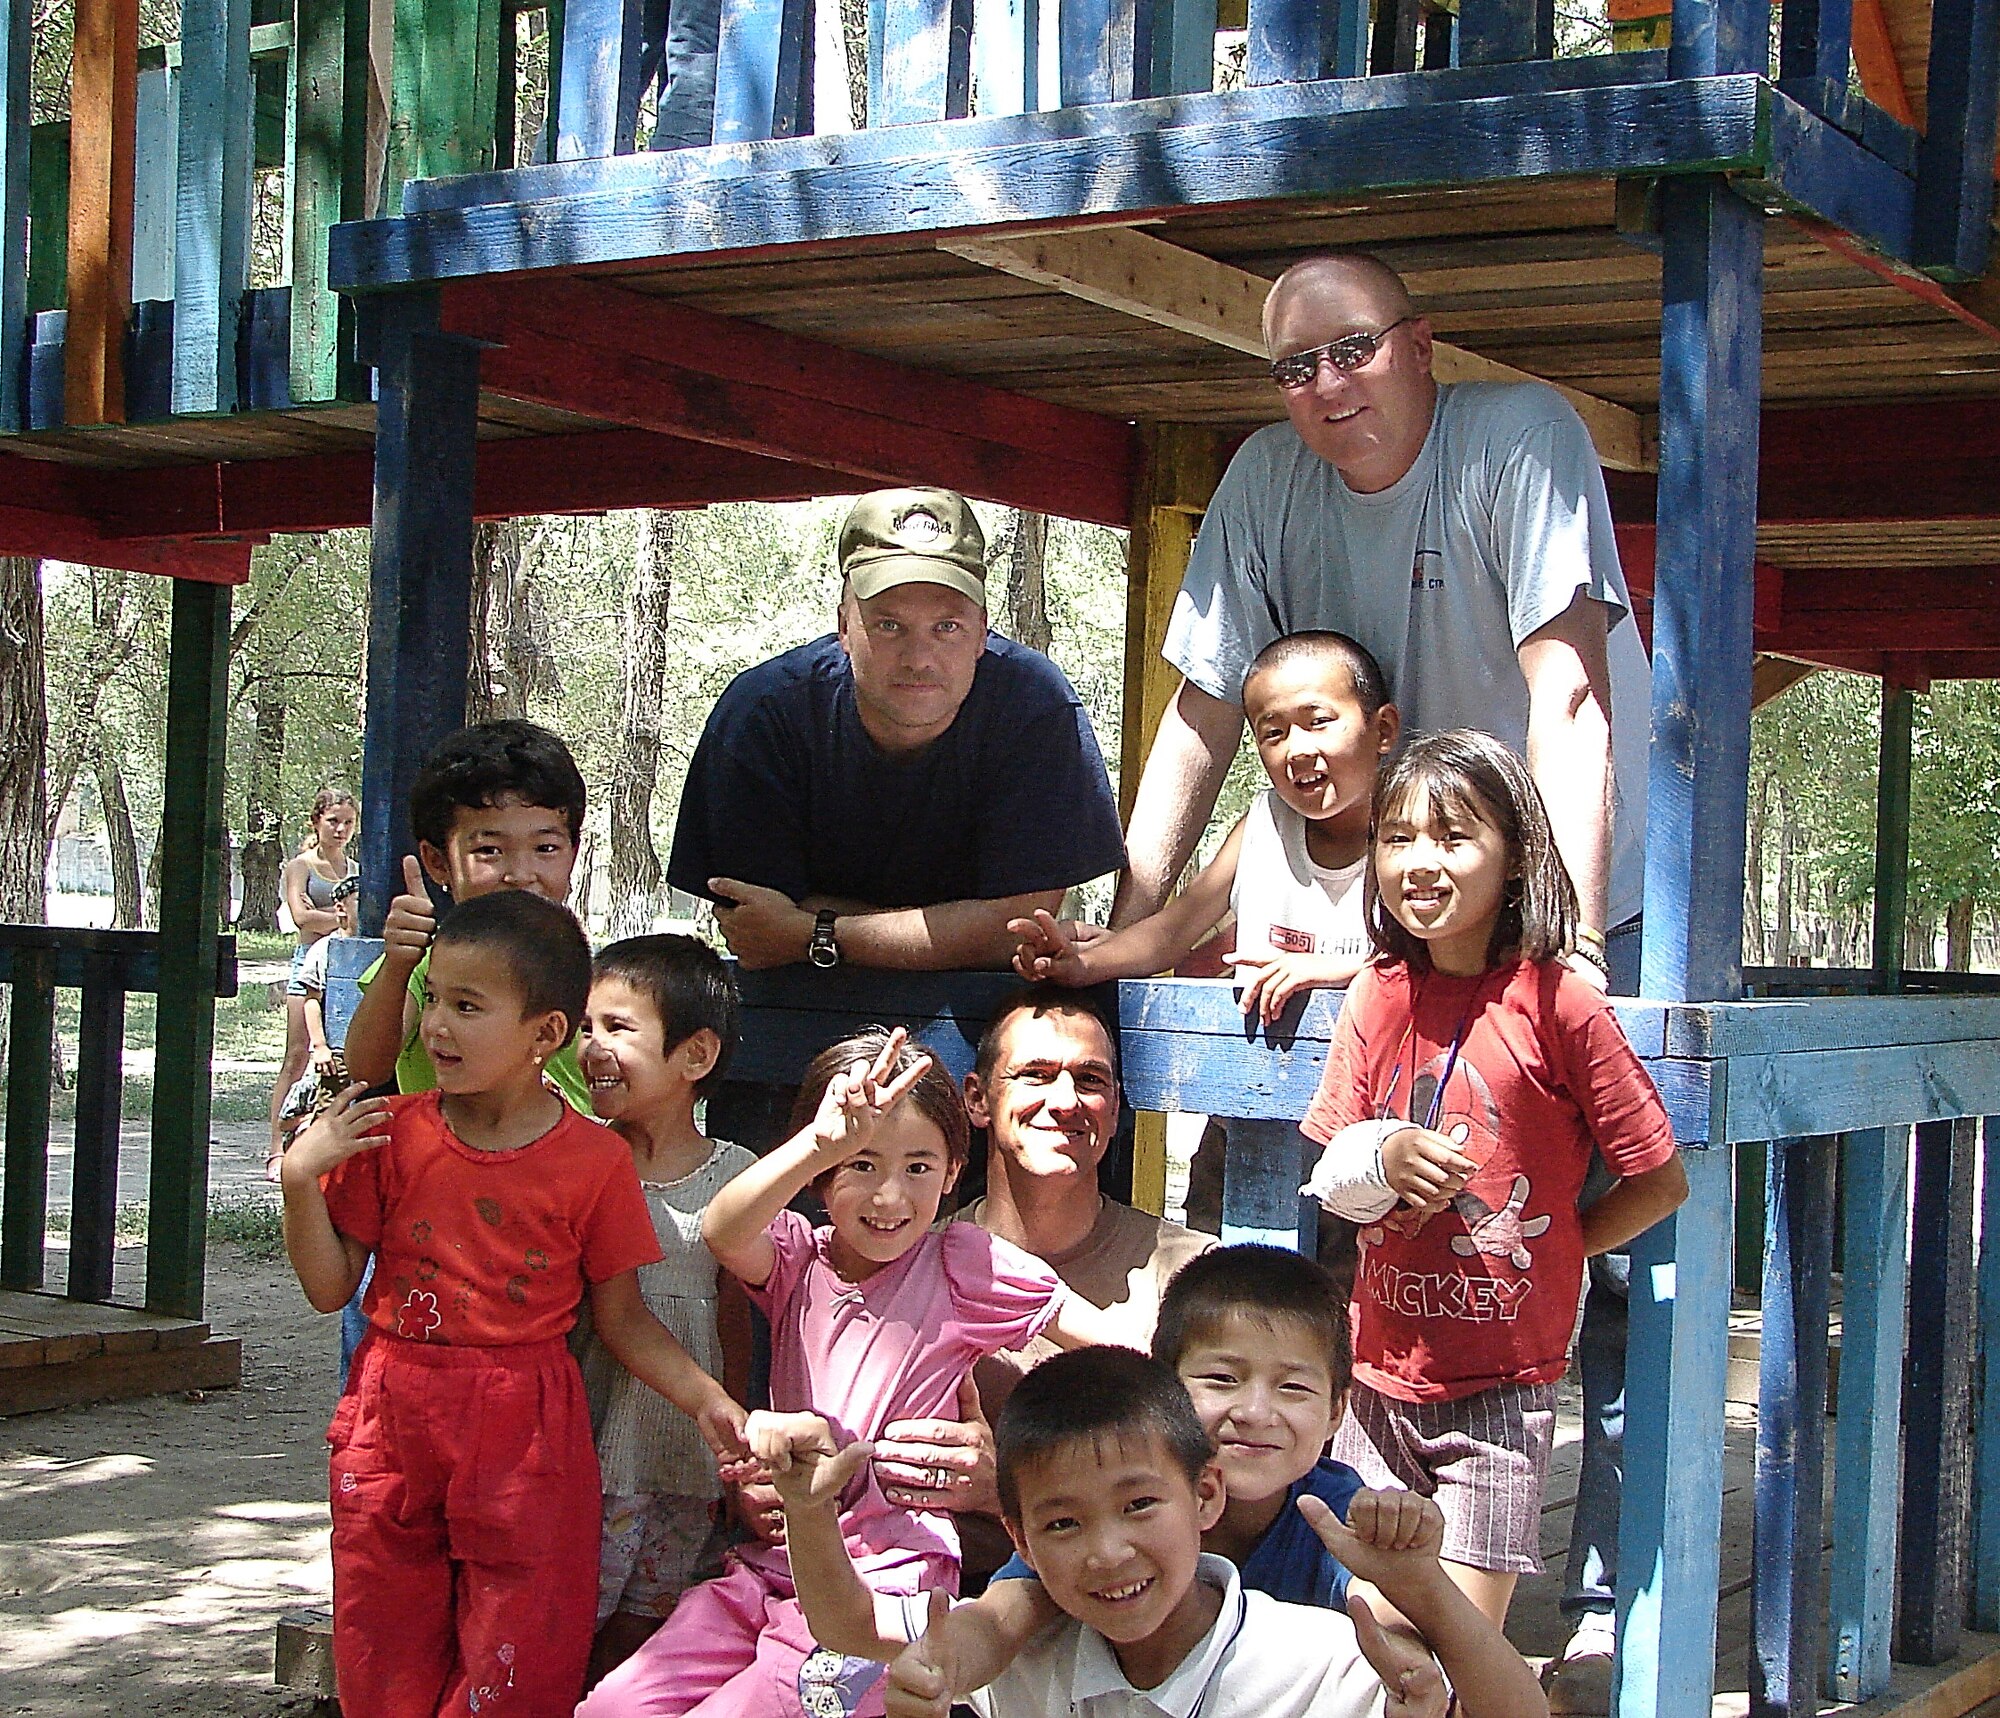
(808, 909, 841, 969)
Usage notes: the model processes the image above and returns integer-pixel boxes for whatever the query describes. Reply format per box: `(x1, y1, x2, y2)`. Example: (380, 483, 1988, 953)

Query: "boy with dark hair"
(344, 718, 592, 1105)
(768, 1348, 1547, 1718)
(281, 891, 749, 1716)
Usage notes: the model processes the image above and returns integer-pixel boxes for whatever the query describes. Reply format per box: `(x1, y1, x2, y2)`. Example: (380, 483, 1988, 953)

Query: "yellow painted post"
(1120, 423, 1232, 1217)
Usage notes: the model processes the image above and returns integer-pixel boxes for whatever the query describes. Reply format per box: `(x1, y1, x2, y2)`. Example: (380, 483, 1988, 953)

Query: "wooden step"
(0, 1288, 242, 1416)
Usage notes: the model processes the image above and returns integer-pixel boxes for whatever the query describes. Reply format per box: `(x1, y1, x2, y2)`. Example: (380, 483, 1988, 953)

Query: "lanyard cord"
(1377, 975, 1485, 1131)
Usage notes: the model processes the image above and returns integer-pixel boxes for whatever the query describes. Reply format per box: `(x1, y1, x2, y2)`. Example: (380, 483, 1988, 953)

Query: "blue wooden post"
(356, 290, 479, 934)
(1217, 1117, 1314, 1252)
(1246, 0, 1367, 81)
(0, 0, 30, 432)
(715, 0, 813, 140)
(66, 951, 127, 1303)
(1057, 0, 1151, 102)
(1152, 0, 1218, 92)
(557, 0, 646, 155)
(1969, 1116, 2000, 1629)
(876, 0, 974, 121)
(1911, 0, 2000, 279)
(1456, 0, 1553, 66)
(172, 0, 253, 412)
(1828, 1126, 1910, 1701)
(1750, 1134, 1834, 1718)
(1775, 0, 1852, 116)
(1898, 1115, 1978, 1663)
(1620, 132, 1763, 1718)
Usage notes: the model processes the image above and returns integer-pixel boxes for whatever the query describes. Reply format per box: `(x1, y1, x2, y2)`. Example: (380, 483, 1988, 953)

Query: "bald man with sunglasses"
(1115, 252, 1651, 1715)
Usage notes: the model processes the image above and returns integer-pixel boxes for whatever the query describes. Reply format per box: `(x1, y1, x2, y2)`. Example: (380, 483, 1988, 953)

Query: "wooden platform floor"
(0, 1287, 242, 1417)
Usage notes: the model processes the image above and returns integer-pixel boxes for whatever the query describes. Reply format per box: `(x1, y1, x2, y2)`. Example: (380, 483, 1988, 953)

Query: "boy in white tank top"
(1012, 631, 1397, 1022)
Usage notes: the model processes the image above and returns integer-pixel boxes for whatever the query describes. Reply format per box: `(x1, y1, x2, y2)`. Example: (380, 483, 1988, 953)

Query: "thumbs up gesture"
(382, 853, 438, 972)
(885, 1590, 956, 1718)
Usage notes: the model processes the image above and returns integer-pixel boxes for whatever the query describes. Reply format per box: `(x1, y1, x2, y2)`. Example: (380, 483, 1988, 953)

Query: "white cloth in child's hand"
(1301, 1120, 1403, 1222)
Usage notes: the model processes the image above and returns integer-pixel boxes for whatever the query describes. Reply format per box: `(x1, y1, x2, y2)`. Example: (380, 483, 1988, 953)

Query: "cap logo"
(894, 505, 951, 545)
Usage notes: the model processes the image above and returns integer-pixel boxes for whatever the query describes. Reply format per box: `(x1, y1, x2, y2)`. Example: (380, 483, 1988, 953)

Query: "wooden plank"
(356, 292, 479, 937)
(327, 75, 1774, 289)
(1154, 0, 1221, 92)
(1637, 176, 1761, 1008)
(943, 227, 1651, 470)
(1970, 1117, 2000, 1631)
(1716, 1040, 2000, 1143)
(971, 0, 1041, 114)
(1897, 1117, 1978, 1663)
(1909, 0, 2000, 280)
(0, 1334, 240, 1415)
(130, 63, 178, 304)
(1749, 1134, 1834, 1718)
(0, 0, 30, 435)
(876, 0, 972, 122)
(289, 0, 368, 402)
(1246, 0, 1367, 81)
(1056, 0, 1149, 104)
(0, 944, 54, 1292)
(1872, 683, 1914, 989)
(713, 0, 813, 142)
(1457, 0, 1553, 65)
(1778, 0, 1854, 105)
(0, 928, 236, 994)
(1851, 0, 1917, 127)
(1615, 1144, 1734, 1718)
(66, 955, 125, 1304)
(1829, 1125, 1910, 1701)
(1663, 993, 2000, 1061)
(1669, 0, 1766, 73)
(27, 122, 70, 317)
(172, 0, 253, 413)
(64, 0, 138, 425)
(143, 577, 230, 1322)
(1747, 90, 1918, 283)
(1216, 1115, 1315, 1251)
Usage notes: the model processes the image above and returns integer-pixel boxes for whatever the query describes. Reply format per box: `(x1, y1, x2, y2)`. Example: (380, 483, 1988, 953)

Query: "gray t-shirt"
(1164, 381, 1649, 927)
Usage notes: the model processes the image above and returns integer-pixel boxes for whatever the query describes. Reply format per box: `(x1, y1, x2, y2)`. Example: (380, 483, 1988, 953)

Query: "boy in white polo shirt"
(765, 1347, 1549, 1718)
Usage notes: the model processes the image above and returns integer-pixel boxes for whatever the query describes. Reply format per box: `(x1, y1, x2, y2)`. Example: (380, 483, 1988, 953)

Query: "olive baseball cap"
(838, 488, 988, 607)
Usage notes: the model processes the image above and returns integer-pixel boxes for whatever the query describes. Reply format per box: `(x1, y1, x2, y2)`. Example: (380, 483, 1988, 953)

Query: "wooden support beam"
(556, 0, 644, 156)
(1749, 1133, 1835, 1718)
(144, 576, 230, 1320)
(439, 276, 1135, 525)
(938, 226, 1653, 472)
(1777, 0, 1853, 110)
(1911, 0, 2000, 280)
(172, 0, 253, 414)
(1788, 217, 2000, 346)
(1618, 175, 1761, 1718)
(1870, 681, 1913, 990)
(1828, 1125, 1909, 1701)
(0, 0, 29, 435)
(357, 291, 479, 938)
(64, 0, 137, 424)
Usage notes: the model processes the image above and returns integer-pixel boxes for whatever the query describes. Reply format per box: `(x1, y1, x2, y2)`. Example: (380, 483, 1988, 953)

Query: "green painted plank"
(144, 579, 231, 1321)
(289, 0, 356, 399)
(26, 122, 68, 316)
(0, 944, 54, 1291)
(0, 0, 29, 433)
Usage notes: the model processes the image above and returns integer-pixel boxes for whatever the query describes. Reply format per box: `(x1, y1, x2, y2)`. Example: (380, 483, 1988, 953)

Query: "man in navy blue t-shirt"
(666, 488, 1127, 971)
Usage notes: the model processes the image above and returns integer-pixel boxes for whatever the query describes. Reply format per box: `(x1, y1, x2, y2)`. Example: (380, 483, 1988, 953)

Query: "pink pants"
(330, 1332, 600, 1718)
(577, 1554, 941, 1718)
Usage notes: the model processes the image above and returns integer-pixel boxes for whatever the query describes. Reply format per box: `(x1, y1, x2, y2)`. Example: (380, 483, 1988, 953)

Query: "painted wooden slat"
(131, 64, 178, 303)
(0, 0, 29, 434)
(357, 292, 480, 937)
(1910, 0, 2000, 280)
(1777, 0, 1853, 95)
(1751, 89, 1916, 271)
(1153, 0, 1221, 92)
(1456, 0, 1553, 65)
(1663, 993, 2000, 1059)
(144, 577, 231, 1321)
(877, 0, 973, 121)
(1370, 0, 1422, 72)
(26, 123, 69, 317)
(1615, 1145, 1733, 1718)
(1247, 0, 1365, 81)
(64, 0, 138, 425)
(1828, 1126, 1910, 1702)
(1973, 1116, 2000, 1631)
(289, 0, 367, 402)
(1871, 684, 1913, 989)
(1216, 1116, 1314, 1251)
(329, 74, 1772, 288)
(1058, 0, 1149, 103)
(1896, 1116, 1978, 1664)
(714, 0, 813, 141)
(0, 928, 235, 995)
(1749, 1134, 1834, 1718)
(0, 944, 54, 1291)
(1715, 1039, 2000, 1144)
(971, 0, 1040, 113)
(1669, 0, 1765, 74)
(67, 954, 126, 1304)
(172, 0, 253, 414)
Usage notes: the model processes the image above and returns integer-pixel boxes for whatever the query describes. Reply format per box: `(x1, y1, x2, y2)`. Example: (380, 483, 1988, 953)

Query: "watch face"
(809, 940, 838, 969)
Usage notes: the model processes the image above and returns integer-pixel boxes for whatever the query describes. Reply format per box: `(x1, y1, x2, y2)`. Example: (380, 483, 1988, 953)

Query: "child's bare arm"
(1579, 1155, 1690, 1256)
(762, 1414, 905, 1660)
(303, 992, 336, 1072)
(702, 1030, 935, 1286)
(342, 856, 434, 1087)
(278, 1085, 388, 1310)
(1303, 1492, 1549, 1718)
(1041, 1287, 1135, 1351)
(590, 1271, 749, 1460)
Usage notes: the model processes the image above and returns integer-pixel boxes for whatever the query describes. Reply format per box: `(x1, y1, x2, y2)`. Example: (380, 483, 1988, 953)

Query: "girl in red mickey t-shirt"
(1300, 729, 1686, 1631)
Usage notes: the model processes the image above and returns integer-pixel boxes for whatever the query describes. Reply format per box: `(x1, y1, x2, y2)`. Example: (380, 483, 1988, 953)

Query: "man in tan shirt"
(871, 984, 1212, 1577)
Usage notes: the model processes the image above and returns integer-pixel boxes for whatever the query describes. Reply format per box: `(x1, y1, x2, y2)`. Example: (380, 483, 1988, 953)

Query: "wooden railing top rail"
(0, 924, 238, 996)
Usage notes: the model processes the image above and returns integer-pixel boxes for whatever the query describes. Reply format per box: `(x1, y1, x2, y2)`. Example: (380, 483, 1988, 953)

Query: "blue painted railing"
(323, 943, 2000, 1717)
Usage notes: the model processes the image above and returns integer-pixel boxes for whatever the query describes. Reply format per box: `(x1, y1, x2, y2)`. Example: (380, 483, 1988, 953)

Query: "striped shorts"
(1332, 1378, 1557, 1574)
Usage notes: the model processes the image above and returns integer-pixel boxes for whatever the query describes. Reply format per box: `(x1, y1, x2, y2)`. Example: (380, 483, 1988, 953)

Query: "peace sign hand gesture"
(807, 1027, 935, 1167)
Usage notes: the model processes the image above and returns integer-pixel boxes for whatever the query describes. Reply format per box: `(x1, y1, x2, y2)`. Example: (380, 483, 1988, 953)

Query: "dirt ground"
(0, 1236, 336, 1717)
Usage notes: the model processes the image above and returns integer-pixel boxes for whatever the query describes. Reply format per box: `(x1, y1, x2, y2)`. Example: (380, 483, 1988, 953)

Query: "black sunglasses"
(1269, 316, 1415, 389)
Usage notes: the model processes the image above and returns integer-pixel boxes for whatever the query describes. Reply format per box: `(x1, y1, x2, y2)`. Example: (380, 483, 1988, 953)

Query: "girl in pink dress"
(579, 1026, 1116, 1718)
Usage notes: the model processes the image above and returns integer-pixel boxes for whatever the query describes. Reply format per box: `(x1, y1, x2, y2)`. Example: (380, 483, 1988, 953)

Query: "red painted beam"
(0, 500, 251, 581)
(1614, 523, 1784, 644)
(441, 277, 1136, 527)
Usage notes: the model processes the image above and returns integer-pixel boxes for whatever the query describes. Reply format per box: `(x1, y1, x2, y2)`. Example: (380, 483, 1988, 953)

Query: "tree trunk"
(1947, 894, 1975, 971)
(96, 739, 143, 928)
(237, 671, 288, 932)
(144, 823, 163, 929)
(0, 555, 46, 927)
(606, 510, 678, 940)
(1743, 770, 1769, 966)
(992, 509, 1052, 653)
(838, 0, 868, 127)
(467, 519, 555, 722)
(1773, 789, 1794, 964)
(42, 568, 138, 855)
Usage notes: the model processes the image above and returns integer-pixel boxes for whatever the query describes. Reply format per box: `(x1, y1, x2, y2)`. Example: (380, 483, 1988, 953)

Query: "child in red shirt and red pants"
(282, 890, 751, 1717)
(1299, 730, 1687, 1633)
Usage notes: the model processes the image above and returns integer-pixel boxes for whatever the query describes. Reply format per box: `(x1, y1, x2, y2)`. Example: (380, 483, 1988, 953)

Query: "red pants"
(329, 1333, 600, 1718)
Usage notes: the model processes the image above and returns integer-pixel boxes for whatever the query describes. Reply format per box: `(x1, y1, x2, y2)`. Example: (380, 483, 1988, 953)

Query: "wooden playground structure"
(2, 0, 2000, 1709)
